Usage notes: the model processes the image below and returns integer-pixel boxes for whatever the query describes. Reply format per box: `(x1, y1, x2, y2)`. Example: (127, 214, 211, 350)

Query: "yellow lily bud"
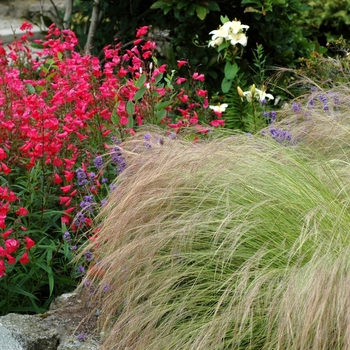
(237, 86, 245, 98)
(250, 84, 256, 97)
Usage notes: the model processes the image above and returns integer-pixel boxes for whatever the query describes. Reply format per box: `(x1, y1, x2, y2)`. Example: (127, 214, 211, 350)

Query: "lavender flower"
(77, 265, 86, 274)
(83, 278, 91, 287)
(84, 251, 93, 261)
(144, 134, 152, 150)
(102, 284, 112, 293)
(109, 184, 117, 192)
(271, 111, 276, 122)
(70, 245, 78, 251)
(319, 94, 329, 111)
(269, 127, 293, 145)
(168, 132, 176, 140)
(93, 155, 103, 170)
(63, 231, 71, 243)
(101, 177, 108, 184)
(80, 195, 95, 213)
(73, 212, 85, 226)
(328, 91, 341, 105)
(291, 102, 302, 113)
(101, 199, 107, 206)
(111, 146, 126, 174)
(76, 332, 89, 342)
(76, 168, 88, 186)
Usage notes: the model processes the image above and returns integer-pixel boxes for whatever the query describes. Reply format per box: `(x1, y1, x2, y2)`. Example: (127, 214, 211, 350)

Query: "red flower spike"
(5, 239, 20, 254)
(54, 173, 63, 184)
(64, 207, 75, 214)
(2, 228, 13, 239)
(177, 60, 187, 68)
(0, 260, 6, 277)
(60, 185, 73, 193)
(136, 26, 148, 38)
(16, 207, 29, 216)
(19, 252, 30, 264)
(25, 236, 35, 250)
(6, 254, 16, 265)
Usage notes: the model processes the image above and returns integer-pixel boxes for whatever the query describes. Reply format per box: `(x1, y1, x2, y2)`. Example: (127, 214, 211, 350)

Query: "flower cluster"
(209, 19, 249, 48)
(238, 84, 274, 104)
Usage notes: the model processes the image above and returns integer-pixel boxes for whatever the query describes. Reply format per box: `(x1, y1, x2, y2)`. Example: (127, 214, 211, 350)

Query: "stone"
(0, 4, 10, 16)
(0, 323, 23, 350)
(0, 291, 101, 350)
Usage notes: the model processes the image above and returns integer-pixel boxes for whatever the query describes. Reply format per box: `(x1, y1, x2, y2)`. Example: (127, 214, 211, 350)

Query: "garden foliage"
(0, 21, 223, 314)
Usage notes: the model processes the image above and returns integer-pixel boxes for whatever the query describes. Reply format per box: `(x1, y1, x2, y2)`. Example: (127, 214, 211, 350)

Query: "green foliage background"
(61, 0, 325, 88)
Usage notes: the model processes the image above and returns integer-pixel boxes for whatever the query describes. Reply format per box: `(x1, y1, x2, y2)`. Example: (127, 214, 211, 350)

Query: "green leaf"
(126, 100, 135, 115)
(111, 102, 119, 125)
(164, 77, 173, 89)
(7, 285, 39, 300)
(150, 1, 166, 9)
(155, 73, 163, 84)
(26, 83, 36, 94)
(135, 86, 147, 101)
(208, 1, 220, 11)
(224, 62, 239, 80)
(195, 5, 207, 20)
(48, 270, 54, 297)
(127, 115, 134, 129)
(156, 109, 167, 123)
(221, 77, 232, 93)
(136, 74, 147, 88)
(155, 100, 172, 111)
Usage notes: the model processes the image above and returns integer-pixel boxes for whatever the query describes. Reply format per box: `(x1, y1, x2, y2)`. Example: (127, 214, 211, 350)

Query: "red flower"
(64, 207, 75, 214)
(19, 252, 30, 264)
(20, 21, 33, 31)
(176, 77, 187, 84)
(16, 207, 29, 216)
(0, 260, 6, 277)
(5, 239, 20, 254)
(1, 162, 11, 175)
(54, 173, 63, 184)
(59, 196, 71, 205)
(61, 215, 71, 224)
(192, 72, 205, 82)
(177, 60, 187, 68)
(6, 253, 16, 265)
(210, 119, 225, 127)
(0, 247, 6, 257)
(25, 236, 35, 250)
(64, 171, 75, 182)
(2, 228, 13, 239)
(0, 147, 7, 160)
(136, 26, 148, 38)
(60, 185, 73, 193)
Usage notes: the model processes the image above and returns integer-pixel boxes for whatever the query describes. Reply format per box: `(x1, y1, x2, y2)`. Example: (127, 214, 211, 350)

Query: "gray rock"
(0, 4, 10, 16)
(0, 314, 59, 350)
(0, 324, 23, 350)
(0, 291, 101, 350)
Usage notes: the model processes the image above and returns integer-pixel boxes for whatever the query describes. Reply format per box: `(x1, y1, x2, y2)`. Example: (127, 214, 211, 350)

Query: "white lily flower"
(208, 36, 224, 48)
(243, 88, 274, 103)
(209, 103, 228, 113)
(226, 20, 249, 35)
(228, 32, 248, 47)
(209, 25, 230, 41)
(209, 20, 249, 48)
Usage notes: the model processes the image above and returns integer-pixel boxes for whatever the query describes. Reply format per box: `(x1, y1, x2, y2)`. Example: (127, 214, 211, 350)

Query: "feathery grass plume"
(82, 131, 350, 349)
(269, 84, 350, 162)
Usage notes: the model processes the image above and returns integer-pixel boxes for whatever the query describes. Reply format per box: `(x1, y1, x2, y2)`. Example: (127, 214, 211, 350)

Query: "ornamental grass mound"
(82, 131, 350, 350)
